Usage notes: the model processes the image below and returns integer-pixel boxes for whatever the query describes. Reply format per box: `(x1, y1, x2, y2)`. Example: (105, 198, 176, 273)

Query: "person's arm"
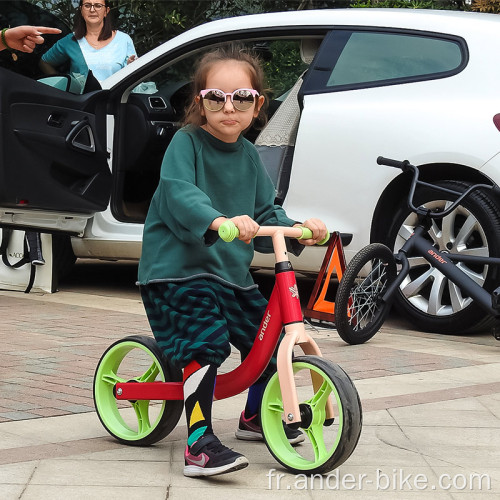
(154, 131, 224, 245)
(1, 26, 61, 53)
(125, 34, 137, 65)
(38, 34, 70, 75)
(38, 58, 58, 75)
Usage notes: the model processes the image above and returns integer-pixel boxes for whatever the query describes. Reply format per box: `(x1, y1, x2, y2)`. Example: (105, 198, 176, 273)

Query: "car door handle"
(47, 113, 64, 128)
(65, 118, 96, 153)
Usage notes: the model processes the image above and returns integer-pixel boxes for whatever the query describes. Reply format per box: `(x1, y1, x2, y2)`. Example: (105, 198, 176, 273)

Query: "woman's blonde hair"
(183, 43, 268, 130)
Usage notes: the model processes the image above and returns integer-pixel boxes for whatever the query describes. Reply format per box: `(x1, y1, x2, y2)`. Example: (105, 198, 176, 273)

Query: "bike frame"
(383, 223, 500, 319)
(114, 226, 334, 425)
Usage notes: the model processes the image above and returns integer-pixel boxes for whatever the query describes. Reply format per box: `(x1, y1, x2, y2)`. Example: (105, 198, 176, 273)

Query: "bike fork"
(381, 251, 410, 304)
(276, 324, 335, 425)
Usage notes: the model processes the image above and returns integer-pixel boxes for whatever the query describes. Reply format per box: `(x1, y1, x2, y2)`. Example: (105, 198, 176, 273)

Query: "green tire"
(93, 335, 183, 446)
(261, 355, 362, 474)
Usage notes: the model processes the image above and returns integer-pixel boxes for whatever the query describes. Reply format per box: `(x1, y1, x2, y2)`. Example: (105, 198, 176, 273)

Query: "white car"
(2, 8, 500, 333)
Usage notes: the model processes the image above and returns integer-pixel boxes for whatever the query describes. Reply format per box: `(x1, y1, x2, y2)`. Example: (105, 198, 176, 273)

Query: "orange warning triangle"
(304, 232, 346, 324)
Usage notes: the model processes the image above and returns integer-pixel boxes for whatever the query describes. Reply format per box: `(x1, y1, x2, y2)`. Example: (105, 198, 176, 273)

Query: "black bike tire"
(93, 335, 183, 446)
(335, 243, 397, 344)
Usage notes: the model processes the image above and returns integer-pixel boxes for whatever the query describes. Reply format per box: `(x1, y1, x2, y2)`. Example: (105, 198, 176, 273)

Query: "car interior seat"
(255, 38, 321, 205)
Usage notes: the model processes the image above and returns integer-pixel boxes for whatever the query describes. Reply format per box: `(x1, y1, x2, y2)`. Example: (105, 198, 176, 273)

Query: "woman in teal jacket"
(39, 0, 136, 82)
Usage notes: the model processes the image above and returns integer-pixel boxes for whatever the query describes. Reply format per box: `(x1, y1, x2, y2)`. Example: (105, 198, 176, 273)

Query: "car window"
(305, 29, 466, 93)
(328, 32, 463, 87)
(128, 39, 310, 118)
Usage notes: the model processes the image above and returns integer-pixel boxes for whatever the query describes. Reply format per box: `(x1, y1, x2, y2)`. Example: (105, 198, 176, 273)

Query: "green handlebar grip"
(299, 227, 313, 240)
(317, 233, 331, 246)
(218, 220, 239, 242)
(298, 226, 330, 245)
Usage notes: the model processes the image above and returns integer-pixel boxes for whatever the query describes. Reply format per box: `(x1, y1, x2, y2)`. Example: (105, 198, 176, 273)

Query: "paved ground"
(0, 260, 499, 499)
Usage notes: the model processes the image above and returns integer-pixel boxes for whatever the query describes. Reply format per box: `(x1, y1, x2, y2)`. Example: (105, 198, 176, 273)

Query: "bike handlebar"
(377, 156, 412, 171)
(218, 220, 330, 245)
(377, 156, 500, 219)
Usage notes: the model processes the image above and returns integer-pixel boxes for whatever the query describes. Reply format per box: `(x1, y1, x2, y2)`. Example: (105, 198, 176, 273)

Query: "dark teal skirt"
(141, 278, 277, 381)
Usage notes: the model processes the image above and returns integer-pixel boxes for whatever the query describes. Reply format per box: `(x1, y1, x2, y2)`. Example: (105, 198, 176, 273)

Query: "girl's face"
(198, 60, 264, 143)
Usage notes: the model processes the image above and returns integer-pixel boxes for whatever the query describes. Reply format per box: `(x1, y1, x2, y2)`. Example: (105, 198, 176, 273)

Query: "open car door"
(0, 69, 111, 236)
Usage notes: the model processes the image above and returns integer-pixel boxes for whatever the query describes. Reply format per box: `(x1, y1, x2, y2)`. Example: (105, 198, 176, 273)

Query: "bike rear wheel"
(93, 335, 183, 446)
(335, 243, 397, 344)
(260, 355, 362, 474)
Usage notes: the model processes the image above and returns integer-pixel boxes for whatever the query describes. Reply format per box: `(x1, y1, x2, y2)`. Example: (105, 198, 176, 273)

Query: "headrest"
(300, 38, 322, 64)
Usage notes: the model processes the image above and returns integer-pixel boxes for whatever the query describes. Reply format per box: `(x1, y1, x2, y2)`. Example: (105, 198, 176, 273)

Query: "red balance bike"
(93, 222, 362, 474)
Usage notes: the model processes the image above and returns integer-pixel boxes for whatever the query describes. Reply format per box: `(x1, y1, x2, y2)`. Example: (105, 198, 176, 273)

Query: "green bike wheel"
(261, 355, 362, 474)
(93, 335, 183, 446)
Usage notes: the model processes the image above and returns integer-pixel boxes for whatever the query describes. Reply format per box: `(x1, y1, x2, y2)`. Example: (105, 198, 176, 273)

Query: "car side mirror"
(38, 74, 84, 94)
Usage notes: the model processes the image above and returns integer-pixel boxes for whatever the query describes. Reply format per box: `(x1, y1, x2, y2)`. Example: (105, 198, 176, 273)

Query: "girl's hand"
(230, 215, 259, 244)
(209, 215, 259, 244)
(126, 55, 137, 64)
(295, 218, 328, 246)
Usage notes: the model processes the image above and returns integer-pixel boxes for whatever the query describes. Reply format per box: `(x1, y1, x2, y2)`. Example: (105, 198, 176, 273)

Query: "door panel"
(0, 69, 111, 233)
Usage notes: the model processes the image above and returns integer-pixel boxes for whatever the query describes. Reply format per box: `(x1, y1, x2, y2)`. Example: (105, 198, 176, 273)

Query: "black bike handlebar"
(377, 156, 411, 171)
(377, 156, 499, 219)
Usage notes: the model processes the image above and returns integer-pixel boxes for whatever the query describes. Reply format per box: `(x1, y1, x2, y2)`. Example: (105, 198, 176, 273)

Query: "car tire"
(385, 179, 500, 334)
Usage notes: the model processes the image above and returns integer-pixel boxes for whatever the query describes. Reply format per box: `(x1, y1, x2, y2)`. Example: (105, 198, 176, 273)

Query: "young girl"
(138, 44, 327, 478)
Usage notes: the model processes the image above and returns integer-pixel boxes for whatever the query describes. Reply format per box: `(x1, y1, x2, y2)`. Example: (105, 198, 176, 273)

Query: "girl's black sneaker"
(183, 433, 249, 477)
(235, 411, 305, 445)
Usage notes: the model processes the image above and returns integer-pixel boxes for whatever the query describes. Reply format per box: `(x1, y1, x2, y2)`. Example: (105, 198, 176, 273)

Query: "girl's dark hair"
(183, 43, 268, 130)
(73, 0, 113, 41)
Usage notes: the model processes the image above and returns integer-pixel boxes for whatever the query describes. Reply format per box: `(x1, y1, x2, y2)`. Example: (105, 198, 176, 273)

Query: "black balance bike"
(335, 156, 500, 345)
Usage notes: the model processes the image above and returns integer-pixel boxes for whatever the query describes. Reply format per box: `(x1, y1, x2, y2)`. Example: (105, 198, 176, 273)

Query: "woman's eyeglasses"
(199, 88, 259, 112)
(82, 3, 106, 10)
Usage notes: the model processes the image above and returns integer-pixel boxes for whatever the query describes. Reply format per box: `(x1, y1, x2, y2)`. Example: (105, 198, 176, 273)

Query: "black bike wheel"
(335, 243, 397, 344)
(260, 355, 362, 474)
(386, 180, 500, 334)
(93, 335, 183, 446)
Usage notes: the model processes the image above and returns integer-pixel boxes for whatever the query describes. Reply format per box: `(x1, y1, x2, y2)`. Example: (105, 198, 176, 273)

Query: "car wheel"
(385, 180, 500, 334)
